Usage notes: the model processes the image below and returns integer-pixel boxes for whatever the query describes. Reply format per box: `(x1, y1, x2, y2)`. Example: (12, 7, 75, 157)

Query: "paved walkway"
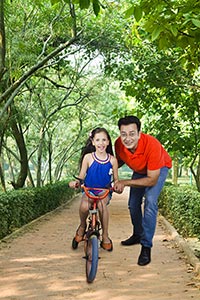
(0, 188, 199, 299)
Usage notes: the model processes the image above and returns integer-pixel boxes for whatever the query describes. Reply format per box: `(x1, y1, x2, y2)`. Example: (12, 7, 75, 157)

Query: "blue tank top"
(84, 152, 113, 192)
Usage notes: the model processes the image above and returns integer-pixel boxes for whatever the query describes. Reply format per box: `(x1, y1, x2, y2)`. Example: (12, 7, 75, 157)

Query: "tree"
(124, 0, 200, 72)
(1, 0, 199, 192)
(0, 0, 128, 190)
(105, 40, 200, 190)
(0, 0, 83, 188)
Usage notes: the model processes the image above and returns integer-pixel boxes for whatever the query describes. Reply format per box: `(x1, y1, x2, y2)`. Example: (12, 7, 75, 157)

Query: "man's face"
(120, 123, 140, 152)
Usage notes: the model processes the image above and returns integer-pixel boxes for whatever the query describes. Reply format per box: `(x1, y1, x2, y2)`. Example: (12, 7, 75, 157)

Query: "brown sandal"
(100, 238, 113, 252)
(74, 225, 86, 243)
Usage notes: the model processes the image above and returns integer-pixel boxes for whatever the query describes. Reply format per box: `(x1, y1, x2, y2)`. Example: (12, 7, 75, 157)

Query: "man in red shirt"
(114, 116, 172, 266)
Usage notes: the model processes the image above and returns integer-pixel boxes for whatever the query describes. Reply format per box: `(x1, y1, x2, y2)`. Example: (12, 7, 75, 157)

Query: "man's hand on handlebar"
(113, 181, 124, 194)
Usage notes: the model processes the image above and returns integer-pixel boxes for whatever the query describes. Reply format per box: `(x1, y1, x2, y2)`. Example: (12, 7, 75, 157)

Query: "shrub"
(0, 180, 77, 239)
(159, 185, 200, 239)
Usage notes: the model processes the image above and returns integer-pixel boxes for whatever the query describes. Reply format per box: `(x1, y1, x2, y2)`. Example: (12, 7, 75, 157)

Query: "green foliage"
(159, 185, 200, 238)
(104, 36, 200, 189)
(1, 0, 130, 189)
(49, 0, 102, 16)
(124, 0, 200, 71)
(0, 196, 9, 239)
(92, 0, 100, 16)
(79, 0, 90, 9)
(32, 181, 76, 216)
(1, 0, 200, 192)
(0, 181, 77, 239)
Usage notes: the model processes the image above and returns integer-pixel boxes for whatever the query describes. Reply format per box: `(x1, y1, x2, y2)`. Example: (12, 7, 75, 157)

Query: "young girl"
(69, 127, 118, 251)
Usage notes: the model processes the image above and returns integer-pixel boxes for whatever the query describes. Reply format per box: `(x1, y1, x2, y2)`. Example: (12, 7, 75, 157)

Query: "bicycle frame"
(82, 185, 111, 234)
(79, 185, 112, 283)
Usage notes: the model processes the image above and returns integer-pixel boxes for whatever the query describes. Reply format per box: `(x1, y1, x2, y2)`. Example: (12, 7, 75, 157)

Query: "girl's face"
(92, 132, 110, 153)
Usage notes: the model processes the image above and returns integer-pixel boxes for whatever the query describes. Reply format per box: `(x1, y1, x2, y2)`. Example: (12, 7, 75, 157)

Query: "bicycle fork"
(84, 202, 101, 254)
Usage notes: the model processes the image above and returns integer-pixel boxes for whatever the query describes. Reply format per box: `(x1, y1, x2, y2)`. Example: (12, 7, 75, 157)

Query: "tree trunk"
(172, 155, 178, 185)
(27, 166, 35, 187)
(190, 155, 200, 192)
(0, 0, 6, 191)
(48, 137, 53, 183)
(0, 161, 6, 191)
(10, 107, 28, 189)
(37, 127, 46, 187)
(0, 0, 6, 80)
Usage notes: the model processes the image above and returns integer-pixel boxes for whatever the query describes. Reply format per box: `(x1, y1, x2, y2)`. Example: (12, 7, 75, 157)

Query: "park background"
(0, 0, 199, 252)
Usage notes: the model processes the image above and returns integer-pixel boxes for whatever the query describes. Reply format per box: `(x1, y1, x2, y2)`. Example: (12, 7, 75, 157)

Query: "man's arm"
(114, 169, 160, 193)
(122, 169, 160, 187)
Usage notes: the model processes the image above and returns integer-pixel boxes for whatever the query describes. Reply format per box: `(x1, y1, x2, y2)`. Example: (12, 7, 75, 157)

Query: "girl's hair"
(79, 127, 113, 166)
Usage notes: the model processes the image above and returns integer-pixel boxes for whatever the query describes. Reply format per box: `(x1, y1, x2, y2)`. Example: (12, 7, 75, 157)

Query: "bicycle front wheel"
(85, 234, 99, 283)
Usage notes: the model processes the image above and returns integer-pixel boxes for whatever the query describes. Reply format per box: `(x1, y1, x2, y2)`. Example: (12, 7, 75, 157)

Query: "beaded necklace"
(93, 152, 110, 164)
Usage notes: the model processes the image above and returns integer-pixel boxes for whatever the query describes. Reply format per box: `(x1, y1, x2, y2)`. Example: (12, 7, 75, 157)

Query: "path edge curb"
(159, 215, 200, 276)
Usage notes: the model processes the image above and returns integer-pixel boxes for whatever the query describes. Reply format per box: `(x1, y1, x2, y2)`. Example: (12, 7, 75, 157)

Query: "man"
(114, 116, 172, 266)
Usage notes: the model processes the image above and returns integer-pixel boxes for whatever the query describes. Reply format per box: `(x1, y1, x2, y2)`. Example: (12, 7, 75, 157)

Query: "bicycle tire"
(85, 234, 99, 283)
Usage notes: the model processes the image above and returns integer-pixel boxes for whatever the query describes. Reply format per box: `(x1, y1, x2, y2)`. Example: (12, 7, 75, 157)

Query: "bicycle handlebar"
(81, 185, 112, 200)
(73, 175, 113, 200)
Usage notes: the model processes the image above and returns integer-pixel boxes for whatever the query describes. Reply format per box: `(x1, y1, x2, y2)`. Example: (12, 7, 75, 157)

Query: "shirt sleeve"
(146, 139, 165, 170)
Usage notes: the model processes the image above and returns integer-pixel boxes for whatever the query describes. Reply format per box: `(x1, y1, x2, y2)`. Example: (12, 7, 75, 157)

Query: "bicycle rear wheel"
(85, 234, 99, 283)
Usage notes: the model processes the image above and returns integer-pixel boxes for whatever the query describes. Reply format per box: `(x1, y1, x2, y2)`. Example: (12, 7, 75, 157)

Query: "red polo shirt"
(115, 133, 172, 174)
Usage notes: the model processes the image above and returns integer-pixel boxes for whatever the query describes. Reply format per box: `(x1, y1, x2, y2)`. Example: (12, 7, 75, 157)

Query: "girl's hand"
(69, 180, 80, 189)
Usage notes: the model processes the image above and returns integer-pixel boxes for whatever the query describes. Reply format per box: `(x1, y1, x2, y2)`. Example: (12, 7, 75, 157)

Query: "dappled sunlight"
(0, 286, 25, 298)
(48, 278, 86, 292)
(0, 195, 199, 299)
(0, 244, 88, 299)
(0, 271, 44, 281)
(12, 254, 67, 263)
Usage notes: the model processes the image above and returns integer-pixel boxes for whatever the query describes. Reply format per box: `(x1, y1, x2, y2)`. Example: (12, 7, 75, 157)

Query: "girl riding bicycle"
(69, 127, 119, 251)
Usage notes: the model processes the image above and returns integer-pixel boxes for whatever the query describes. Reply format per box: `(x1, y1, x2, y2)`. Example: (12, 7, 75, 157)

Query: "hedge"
(1, 182, 199, 241)
(0, 181, 77, 240)
(158, 185, 200, 239)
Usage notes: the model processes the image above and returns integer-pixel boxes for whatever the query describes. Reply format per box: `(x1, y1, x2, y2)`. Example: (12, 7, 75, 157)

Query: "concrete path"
(0, 188, 199, 299)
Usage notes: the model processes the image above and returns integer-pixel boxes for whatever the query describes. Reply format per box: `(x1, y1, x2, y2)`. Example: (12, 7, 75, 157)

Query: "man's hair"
(118, 116, 141, 132)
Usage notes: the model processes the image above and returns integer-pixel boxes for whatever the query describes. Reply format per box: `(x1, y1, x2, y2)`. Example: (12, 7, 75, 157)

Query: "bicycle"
(72, 181, 112, 283)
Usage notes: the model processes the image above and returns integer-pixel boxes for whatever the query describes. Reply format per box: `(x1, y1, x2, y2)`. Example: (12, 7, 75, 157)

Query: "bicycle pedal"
(82, 255, 101, 260)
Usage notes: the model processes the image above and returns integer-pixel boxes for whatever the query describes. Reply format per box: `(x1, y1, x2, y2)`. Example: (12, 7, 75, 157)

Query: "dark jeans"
(128, 167, 169, 248)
